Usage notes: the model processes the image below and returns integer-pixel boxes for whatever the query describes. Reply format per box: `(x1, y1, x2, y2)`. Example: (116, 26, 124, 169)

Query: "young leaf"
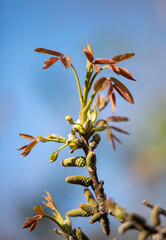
(119, 67, 135, 81)
(93, 58, 114, 64)
(43, 57, 59, 69)
(33, 205, 44, 215)
(111, 53, 135, 63)
(106, 116, 130, 122)
(93, 63, 100, 73)
(100, 94, 105, 108)
(110, 92, 116, 113)
(111, 78, 134, 104)
(109, 64, 120, 74)
(107, 128, 116, 150)
(20, 140, 38, 157)
(82, 46, 94, 62)
(60, 55, 71, 68)
(112, 134, 122, 144)
(34, 48, 63, 57)
(106, 85, 114, 103)
(110, 126, 130, 135)
(93, 77, 109, 92)
(86, 42, 93, 55)
(19, 133, 36, 141)
(96, 94, 100, 110)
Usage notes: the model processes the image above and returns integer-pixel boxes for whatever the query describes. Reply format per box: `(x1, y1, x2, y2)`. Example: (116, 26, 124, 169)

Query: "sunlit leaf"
(82, 46, 94, 62)
(109, 64, 120, 74)
(43, 57, 59, 69)
(110, 126, 130, 134)
(34, 48, 63, 57)
(119, 67, 135, 81)
(19, 133, 36, 140)
(106, 116, 130, 122)
(93, 77, 109, 92)
(93, 63, 100, 72)
(93, 58, 114, 64)
(86, 42, 93, 55)
(111, 53, 135, 63)
(33, 205, 44, 215)
(111, 78, 134, 104)
(60, 55, 71, 68)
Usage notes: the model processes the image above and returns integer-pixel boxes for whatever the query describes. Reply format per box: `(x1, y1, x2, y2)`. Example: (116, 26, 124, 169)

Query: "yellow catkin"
(138, 231, 148, 240)
(65, 176, 92, 187)
(66, 209, 90, 217)
(79, 203, 98, 215)
(84, 188, 98, 208)
(61, 157, 86, 167)
(89, 212, 101, 224)
(86, 151, 96, 168)
(76, 229, 90, 240)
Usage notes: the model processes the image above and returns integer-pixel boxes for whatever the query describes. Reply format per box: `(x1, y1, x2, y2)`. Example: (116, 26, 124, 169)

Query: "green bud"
(66, 209, 90, 217)
(100, 216, 110, 236)
(86, 151, 96, 168)
(72, 124, 85, 134)
(76, 229, 90, 240)
(89, 212, 102, 224)
(65, 175, 92, 187)
(61, 157, 86, 167)
(138, 231, 148, 240)
(84, 188, 98, 208)
(79, 203, 98, 215)
(47, 134, 67, 142)
(66, 116, 74, 124)
(54, 228, 70, 239)
(89, 133, 101, 150)
(83, 119, 92, 133)
(50, 151, 58, 163)
(151, 205, 160, 226)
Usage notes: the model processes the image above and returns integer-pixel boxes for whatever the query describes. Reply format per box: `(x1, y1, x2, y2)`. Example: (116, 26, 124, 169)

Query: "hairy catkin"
(84, 188, 98, 208)
(76, 229, 90, 240)
(61, 157, 86, 167)
(65, 175, 92, 187)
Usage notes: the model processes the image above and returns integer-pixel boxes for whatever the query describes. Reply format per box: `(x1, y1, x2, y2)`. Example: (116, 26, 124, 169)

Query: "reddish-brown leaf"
(119, 67, 136, 81)
(96, 94, 100, 110)
(17, 144, 28, 151)
(110, 126, 130, 135)
(112, 134, 122, 144)
(96, 119, 107, 127)
(93, 63, 100, 72)
(34, 48, 63, 57)
(100, 94, 105, 108)
(106, 116, 130, 122)
(43, 57, 59, 69)
(93, 77, 109, 92)
(111, 92, 116, 113)
(86, 42, 93, 55)
(19, 133, 36, 140)
(109, 64, 120, 74)
(82, 46, 94, 62)
(93, 58, 115, 65)
(111, 53, 135, 63)
(111, 78, 134, 104)
(21, 140, 38, 157)
(33, 205, 44, 215)
(60, 55, 71, 68)
(106, 85, 114, 103)
(107, 128, 116, 150)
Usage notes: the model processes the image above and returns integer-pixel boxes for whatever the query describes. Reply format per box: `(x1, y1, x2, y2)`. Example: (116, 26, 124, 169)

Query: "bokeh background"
(1, 0, 166, 239)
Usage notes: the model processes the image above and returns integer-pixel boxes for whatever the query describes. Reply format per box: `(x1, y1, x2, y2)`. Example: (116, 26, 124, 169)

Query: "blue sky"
(1, 1, 166, 239)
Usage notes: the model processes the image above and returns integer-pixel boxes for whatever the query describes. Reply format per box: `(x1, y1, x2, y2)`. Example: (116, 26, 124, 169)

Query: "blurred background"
(1, 0, 166, 239)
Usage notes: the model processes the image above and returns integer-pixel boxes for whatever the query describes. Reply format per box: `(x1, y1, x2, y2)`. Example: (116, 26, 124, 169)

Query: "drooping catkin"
(151, 205, 160, 226)
(100, 216, 110, 236)
(84, 188, 98, 208)
(89, 212, 102, 224)
(65, 175, 92, 187)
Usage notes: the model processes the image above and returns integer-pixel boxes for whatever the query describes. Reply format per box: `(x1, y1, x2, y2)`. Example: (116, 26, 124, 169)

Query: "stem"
(58, 143, 68, 152)
(44, 214, 63, 230)
(82, 91, 97, 123)
(71, 64, 83, 104)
